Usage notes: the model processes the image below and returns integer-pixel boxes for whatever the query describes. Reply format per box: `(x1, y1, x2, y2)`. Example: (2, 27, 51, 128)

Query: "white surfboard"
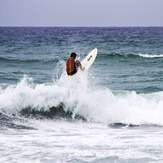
(81, 48, 98, 71)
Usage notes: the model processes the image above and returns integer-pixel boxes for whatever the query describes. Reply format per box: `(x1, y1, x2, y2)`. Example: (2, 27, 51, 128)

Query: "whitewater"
(1, 72, 163, 162)
(0, 27, 163, 162)
(0, 72, 163, 125)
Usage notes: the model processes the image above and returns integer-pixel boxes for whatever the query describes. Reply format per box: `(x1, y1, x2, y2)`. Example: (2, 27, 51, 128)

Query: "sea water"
(0, 27, 163, 162)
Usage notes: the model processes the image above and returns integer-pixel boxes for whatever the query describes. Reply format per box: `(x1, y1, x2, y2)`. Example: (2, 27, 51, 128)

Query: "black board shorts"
(67, 68, 77, 76)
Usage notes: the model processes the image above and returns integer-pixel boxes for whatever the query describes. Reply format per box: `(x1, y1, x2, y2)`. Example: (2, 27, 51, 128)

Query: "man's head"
(70, 52, 77, 59)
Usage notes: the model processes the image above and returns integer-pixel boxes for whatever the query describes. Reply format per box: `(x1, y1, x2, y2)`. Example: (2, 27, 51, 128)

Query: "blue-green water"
(0, 27, 163, 162)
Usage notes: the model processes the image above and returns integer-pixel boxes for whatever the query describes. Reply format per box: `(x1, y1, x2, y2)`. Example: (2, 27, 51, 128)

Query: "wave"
(108, 123, 163, 129)
(20, 104, 85, 121)
(0, 112, 35, 129)
(138, 54, 163, 58)
(0, 74, 163, 126)
(0, 56, 41, 63)
(100, 53, 163, 59)
(0, 56, 58, 64)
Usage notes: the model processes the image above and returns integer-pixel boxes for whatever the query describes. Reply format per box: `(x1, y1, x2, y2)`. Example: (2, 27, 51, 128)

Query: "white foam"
(139, 54, 163, 58)
(0, 72, 163, 125)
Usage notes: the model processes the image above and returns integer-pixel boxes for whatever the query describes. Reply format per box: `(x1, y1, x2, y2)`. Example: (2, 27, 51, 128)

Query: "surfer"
(66, 52, 84, 76)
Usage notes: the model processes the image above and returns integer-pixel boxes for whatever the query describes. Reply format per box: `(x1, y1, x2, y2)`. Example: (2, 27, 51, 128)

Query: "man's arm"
(76, 60, 85, 71)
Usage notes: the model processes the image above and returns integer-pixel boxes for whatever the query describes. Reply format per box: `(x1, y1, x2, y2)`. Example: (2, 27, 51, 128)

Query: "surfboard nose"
(81, 48, 98, 71)
(94, 48, 98, 53)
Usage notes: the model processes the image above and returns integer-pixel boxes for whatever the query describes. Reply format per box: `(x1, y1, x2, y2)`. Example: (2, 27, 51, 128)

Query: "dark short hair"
(71, 52, 77, 58)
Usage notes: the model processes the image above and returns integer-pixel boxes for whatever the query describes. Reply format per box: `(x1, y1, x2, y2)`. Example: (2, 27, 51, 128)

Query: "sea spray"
(0, 73, 163, 125)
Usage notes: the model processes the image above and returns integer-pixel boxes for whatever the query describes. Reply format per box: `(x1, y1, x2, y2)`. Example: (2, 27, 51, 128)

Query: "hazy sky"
(0, 0, 163, 27)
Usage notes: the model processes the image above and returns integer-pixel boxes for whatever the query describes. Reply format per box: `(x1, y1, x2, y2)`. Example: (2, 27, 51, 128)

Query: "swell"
(1, 106, 162, 129)
(0, 103, 86, 129)
(20, 103, 86, 121)
(0, 56, 59, 64)
(0, 112, 35, 129)
(99, 53, 163, 59)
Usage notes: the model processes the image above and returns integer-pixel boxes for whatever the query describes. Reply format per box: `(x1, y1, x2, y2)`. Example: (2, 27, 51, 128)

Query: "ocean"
(0, 27, 163, 162)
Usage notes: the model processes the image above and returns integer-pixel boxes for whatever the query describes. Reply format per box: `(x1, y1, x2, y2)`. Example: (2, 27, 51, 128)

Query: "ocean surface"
(0, 27, 163, 162)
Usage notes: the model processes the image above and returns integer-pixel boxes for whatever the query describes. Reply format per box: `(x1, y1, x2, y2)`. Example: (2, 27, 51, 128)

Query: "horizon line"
(0, 25, 163, 28)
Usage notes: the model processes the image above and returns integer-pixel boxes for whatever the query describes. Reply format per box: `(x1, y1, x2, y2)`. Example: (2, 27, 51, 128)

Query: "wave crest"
(100, 53, 163, 59)
(138, 54, 163, 58)
(0, 75, 163, 125)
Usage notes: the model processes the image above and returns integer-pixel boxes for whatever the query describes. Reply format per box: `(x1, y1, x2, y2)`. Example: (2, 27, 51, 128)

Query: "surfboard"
(81, 48, 98, 71)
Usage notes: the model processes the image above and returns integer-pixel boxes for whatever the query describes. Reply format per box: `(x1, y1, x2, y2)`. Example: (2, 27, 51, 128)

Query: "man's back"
(66, 57, 75, 75)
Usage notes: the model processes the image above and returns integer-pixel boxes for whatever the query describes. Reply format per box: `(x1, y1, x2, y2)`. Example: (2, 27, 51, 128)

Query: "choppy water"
(0, 27, 163, 162)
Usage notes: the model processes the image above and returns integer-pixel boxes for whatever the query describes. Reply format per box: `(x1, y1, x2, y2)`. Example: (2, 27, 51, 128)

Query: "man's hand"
(81, 67, 85, 71)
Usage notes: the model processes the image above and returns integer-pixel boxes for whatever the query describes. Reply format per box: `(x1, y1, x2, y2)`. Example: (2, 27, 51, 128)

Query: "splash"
(0, 72, 163, 125)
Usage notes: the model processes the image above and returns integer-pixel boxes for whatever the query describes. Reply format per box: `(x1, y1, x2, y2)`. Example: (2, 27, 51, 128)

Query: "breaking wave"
(0, 72, 163, 126)
(138, 54, 163, 58)
(100, 53, 163, 59)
